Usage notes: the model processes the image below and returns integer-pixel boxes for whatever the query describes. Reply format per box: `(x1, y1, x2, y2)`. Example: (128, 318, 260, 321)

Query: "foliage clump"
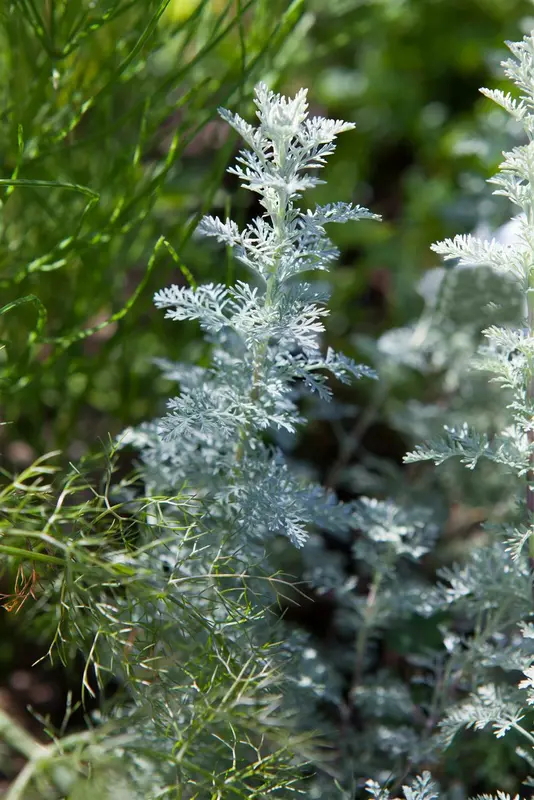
(9, 7, 534, 800)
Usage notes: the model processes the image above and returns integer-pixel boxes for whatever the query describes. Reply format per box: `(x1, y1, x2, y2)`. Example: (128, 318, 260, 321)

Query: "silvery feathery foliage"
(365, 772, 439, 800)
(125, 82, 379, 551)
(403, 34, 534, 577)
(405, 35, 534, 478)
(117, 83, 383, 795)
(393, 32, 534, 797)
(126, 83, 448, 797)
(271, 490, 443, 797)
(295, 246, 524, 794)
(285, 243, 523, 792)
(324, 228, 524, 543)
(356, 219, 522, 512)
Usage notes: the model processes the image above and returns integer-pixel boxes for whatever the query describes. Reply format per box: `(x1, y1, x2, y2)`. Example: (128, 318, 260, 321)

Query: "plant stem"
(0, 709, 46, 761)
(234, 274, 276, 464)
(353, 569, 383, 688)
(0, 544, 64, 566)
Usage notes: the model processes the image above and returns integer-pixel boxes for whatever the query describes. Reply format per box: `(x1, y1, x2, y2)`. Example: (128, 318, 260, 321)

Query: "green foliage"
(9, 3, 534, 799)
(0, 448, 313, 798)
(0, 0, 303, 452)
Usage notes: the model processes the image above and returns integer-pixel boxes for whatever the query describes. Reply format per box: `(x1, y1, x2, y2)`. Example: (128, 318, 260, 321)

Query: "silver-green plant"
(15, 41, 534, 799)
(393, 32, 534, 799)
(127, 82, 380, 551)
(122, 42, 534, 798)
(0, 84, 384, 800)
(119, 83, 385, 796)
(365, 771, 439, 800)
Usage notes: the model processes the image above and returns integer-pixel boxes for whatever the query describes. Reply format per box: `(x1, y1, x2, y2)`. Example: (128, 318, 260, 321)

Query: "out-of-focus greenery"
(291, 0, 533, 331)
(0, 0, 305, 456)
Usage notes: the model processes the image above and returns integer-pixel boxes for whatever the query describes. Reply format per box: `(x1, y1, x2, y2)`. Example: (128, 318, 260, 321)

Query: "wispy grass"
(0, 0, 304, 453)
(0, 446, 315, 797)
